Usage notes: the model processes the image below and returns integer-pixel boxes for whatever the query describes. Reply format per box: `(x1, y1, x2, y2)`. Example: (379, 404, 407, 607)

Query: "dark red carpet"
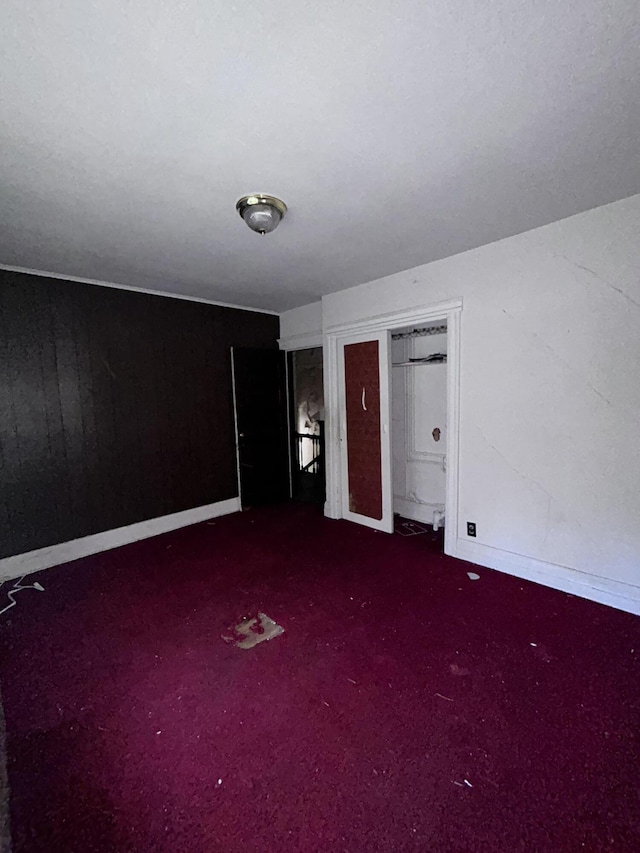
(1, 504, 639, 852)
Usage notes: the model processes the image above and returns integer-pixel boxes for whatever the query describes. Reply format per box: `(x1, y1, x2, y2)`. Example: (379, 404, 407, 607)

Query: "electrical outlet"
(467, 522, 477, 537)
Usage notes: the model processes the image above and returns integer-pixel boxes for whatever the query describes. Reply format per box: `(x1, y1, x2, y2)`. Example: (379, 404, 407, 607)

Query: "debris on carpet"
(222, 612, 284, 650)
(0, 576, 45, 618)
(394, 520, 431, 537)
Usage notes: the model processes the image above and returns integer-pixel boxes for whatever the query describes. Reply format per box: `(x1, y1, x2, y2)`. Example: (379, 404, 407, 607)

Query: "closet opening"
(391, 320, 448, 548)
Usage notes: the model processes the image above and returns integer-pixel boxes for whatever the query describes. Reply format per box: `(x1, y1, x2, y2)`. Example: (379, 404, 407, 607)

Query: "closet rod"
(392, 355, 447, 367)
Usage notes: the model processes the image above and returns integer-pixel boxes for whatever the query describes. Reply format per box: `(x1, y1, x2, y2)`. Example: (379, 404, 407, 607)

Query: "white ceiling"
(2, 1, 639, 312)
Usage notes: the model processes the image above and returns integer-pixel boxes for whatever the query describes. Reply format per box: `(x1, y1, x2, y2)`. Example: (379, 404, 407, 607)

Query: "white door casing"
(324, 298, 462, 554)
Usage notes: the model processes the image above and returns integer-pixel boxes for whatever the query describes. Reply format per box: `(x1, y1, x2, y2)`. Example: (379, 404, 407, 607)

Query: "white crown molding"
(0, 497, 241, 582)
(0, 264, 278, 316)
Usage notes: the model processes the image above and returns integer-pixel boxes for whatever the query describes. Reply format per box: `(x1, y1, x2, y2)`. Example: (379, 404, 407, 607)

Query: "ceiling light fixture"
(236, 194, 287, 235)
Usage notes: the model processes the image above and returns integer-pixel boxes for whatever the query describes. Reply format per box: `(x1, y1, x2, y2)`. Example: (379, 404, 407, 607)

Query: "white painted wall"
(321, 194, 640, 613)
(279, 301, 323, 350)
(392, 333, 447, 524)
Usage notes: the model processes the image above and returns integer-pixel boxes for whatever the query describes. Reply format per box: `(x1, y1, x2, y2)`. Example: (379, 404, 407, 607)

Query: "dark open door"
(231, 347, 289, 507)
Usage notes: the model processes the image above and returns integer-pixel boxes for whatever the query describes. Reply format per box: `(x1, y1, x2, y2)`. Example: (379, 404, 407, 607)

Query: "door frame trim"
(278, 330, 323, 351)
(324, 298, 462, 556)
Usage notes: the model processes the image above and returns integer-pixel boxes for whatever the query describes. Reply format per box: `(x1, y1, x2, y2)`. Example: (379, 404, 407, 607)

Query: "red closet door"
(341, 332, 392, 532)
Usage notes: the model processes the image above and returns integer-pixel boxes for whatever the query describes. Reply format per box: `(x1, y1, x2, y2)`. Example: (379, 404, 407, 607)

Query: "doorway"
(288, 347, 325, 505)
(231, 347, 289, 507)
(391, 321, 447, 545)
(324, 298, 461, 556)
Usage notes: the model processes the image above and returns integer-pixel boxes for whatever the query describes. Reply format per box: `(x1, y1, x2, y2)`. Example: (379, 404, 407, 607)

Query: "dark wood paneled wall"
(0, 270, 279, 559)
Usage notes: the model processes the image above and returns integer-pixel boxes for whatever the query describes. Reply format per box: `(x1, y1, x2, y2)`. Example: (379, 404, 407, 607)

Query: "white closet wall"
(392, 332, 447, 524)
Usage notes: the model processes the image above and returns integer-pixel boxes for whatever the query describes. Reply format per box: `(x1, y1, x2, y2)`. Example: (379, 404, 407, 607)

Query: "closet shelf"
(392, 358, 447, 367)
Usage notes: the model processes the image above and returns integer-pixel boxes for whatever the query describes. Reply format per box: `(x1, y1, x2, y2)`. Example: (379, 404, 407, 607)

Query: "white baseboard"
(451, 537, 640, 616)
(0, 497, 241, 582)
(394, 496, 444, 526)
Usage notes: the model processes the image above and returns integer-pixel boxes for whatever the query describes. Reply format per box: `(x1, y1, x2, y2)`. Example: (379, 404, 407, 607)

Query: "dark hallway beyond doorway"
(289, 348, 325, 505)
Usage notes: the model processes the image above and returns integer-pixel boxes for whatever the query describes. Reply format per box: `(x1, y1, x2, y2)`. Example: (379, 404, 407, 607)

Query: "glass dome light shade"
(243, 203, 281, 234)
(236, 195, 287, 235)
